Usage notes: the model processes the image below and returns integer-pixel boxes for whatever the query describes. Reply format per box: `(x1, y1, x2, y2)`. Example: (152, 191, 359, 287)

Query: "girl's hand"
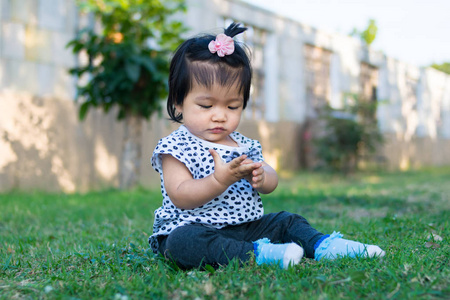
(240, 158, 265, 189)
(209, 149, 262, 188)
(241, 158, 278, 194)
(247, 164, 266, 189)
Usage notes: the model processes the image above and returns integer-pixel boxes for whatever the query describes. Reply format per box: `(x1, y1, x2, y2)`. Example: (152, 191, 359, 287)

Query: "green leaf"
(125, 60, 141, 83)
(65, 40, 77, 49)
(138, 56, 157, 74)
(78, 102, 91, 120)
(204, 264, 216, 274)
(117, 107, 126, 120)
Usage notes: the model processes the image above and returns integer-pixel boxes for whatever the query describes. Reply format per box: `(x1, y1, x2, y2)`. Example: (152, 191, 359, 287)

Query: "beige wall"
(381, 134, 450, 170)
(0, 91, 301, 192)
(1, 92, 122, 192)
(0, 90, 185, 192)
(1, 90, 449, 192)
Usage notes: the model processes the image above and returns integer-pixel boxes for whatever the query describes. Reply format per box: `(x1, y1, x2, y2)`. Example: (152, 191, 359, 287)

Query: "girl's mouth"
(209, 127, 226, 134)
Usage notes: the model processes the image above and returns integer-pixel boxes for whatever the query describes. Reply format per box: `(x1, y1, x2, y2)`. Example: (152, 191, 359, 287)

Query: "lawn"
(1, 168, 449, 299)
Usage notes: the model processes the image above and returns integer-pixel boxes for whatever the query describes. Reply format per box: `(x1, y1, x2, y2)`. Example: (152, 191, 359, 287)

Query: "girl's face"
(176, 81, 244, 146)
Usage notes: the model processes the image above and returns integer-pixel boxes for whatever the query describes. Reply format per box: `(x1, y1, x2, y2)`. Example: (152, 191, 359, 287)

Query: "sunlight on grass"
(364, 175, 381, 184)
(0, 168, 449, 299)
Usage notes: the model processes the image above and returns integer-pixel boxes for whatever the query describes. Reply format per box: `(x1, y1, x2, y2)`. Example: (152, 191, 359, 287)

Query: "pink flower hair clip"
(208, 33, 235, 57)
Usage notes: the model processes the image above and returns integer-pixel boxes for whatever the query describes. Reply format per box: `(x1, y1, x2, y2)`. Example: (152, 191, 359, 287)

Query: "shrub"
(314, 94, 383, 173)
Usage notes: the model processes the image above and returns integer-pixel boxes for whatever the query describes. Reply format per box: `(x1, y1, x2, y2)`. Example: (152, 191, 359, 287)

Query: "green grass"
(1, 168, 449, 299)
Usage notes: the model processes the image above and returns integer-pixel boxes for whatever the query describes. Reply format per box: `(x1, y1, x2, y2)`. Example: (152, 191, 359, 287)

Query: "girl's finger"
(209, 149, 223, 166)
(253, 167, 263, 176)
(230, 154, 247, 168)
(240, 162, 260, 172)
(240, 158, 253, 165)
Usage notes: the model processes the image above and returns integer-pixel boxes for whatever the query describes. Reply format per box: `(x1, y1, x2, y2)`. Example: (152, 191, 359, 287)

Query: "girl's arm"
(161, 149, 262, 210)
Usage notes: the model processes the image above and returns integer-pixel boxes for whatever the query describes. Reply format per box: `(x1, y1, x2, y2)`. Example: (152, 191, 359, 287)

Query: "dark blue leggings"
(157, 211, 324, 269)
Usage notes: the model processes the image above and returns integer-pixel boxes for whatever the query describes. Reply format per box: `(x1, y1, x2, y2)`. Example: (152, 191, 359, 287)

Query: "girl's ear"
(175, 104, 183, 115)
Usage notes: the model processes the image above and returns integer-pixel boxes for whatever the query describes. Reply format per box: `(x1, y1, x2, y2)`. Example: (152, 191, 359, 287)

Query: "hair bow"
(208, 34, 235, 57)
(222, 148, 261, 163)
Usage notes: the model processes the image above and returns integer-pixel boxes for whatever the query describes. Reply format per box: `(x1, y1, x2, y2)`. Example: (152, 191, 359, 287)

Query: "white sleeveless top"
(149, 125, 265, 253)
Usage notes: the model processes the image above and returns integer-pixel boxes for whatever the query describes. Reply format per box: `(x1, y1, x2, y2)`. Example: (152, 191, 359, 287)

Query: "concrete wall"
(0, 89, 180, 192)
(1, 0, 449, 192)
(377, 58, 450, 169)
(0, 0, 78, 99)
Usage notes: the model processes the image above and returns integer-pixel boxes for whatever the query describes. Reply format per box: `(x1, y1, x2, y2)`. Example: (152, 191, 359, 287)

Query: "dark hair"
(167, 22, 252, 123)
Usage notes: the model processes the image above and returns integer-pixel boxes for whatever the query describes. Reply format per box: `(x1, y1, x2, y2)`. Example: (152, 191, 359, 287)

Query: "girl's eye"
(199, 105, 212, 109)
(228, 106, 239, 110)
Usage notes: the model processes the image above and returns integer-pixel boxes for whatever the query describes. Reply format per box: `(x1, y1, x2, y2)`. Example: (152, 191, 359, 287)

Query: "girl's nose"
(212, 108, 227, 122)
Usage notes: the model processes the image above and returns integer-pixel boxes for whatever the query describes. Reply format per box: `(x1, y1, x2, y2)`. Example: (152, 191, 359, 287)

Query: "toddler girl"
(149, 23, 385, 269)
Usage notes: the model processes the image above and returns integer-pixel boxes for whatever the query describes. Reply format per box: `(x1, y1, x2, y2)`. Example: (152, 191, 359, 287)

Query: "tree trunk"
(119, 113, 143, 189)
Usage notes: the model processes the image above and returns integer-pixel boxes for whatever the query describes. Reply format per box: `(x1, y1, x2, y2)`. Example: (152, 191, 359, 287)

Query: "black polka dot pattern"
(148, 125, 265, 253)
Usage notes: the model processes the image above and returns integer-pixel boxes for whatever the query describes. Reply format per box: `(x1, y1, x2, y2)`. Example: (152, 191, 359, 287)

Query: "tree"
(67, 0, 187, 189)
(431, 62, 450, 74)
(351, 19, 378, 47)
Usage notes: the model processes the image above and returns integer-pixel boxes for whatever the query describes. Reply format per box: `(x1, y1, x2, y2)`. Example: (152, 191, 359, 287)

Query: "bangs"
(187, 61, 250, 96)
